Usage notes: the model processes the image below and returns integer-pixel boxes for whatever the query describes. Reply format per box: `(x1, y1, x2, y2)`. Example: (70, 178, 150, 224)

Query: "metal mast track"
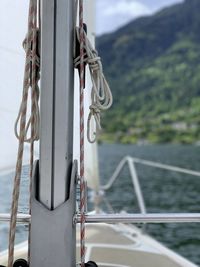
(29, 1, 76, 267)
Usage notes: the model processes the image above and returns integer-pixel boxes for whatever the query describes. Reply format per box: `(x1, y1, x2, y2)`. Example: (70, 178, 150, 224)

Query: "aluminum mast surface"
(30, 1, 76, 267)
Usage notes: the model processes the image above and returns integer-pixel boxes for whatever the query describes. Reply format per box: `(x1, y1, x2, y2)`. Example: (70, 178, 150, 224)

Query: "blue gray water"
(98, 144, 200, 266)
(0, 144, 200, 265)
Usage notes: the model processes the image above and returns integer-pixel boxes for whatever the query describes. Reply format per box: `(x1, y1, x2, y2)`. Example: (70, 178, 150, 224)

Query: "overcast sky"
(96, 0, 184, 35)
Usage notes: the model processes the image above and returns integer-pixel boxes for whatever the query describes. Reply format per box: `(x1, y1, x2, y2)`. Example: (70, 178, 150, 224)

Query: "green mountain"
(96, 0, 200, 144)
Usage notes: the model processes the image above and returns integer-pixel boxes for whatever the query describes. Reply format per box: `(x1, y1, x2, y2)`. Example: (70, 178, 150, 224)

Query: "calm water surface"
(98, 144, 200, 265)
(0, 144, 200, 265)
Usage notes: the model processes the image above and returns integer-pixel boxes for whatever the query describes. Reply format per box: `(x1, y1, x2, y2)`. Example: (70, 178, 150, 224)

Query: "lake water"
(0, 144, 200, 265)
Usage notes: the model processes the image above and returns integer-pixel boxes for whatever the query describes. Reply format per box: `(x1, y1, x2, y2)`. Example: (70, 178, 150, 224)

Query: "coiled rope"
(74, 25, 113, 143)
(8, 0, 40, 266)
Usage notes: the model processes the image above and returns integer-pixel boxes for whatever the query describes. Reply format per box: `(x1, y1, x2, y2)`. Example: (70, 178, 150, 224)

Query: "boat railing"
(101, 156, 147, 215)
(101, 156, 200, 215)
(1, 156, 200, 224)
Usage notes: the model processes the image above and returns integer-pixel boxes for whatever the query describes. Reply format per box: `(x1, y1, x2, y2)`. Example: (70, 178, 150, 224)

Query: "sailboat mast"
(30, 0, 76, 266)
(39, 0, 75, 210)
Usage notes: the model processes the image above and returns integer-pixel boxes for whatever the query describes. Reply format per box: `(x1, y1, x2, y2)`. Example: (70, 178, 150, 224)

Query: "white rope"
(74, 27, 113, 143)
(14, 34, 40, 143)
(8, 1, 40, 266)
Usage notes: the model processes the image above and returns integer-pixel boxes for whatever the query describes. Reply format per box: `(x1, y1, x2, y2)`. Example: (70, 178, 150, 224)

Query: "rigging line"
(79, 0, 86, 266)
(75, 1, 113, 264)
(8, 0, 33, 265)
(7, 1, 39, 266)
(28, 0, 40, 263)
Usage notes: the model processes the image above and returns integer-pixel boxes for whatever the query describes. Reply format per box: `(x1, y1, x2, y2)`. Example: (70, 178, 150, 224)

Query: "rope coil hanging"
(8, 0, 40, 266)
(74, 24, 113, 143)
(14, 32, 40, 143)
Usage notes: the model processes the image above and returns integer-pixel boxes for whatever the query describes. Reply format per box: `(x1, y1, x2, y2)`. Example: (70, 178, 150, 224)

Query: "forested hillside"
(97, 0, 200, 144)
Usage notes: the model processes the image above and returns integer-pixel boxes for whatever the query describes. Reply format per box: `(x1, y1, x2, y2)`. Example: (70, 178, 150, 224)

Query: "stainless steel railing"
(75, 213, 200, 223)
(1, 157, 200, 224)
(0, 213, 30, 223)
(101, 156, 147, 215)
(101, 156, 200, 215)
(97, 156, 200, 224)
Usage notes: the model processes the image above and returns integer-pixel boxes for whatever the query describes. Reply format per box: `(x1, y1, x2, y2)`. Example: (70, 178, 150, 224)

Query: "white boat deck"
(76, 223, 197, 267)
(1, 223, 197, 267)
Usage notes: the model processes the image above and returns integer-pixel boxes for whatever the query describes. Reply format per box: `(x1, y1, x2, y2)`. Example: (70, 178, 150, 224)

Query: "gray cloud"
(96, 0, 184, 35)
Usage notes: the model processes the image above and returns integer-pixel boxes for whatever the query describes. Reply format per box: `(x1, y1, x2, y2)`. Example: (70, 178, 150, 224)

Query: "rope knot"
(87, 57, 100, 72)
(89, 104, 100, 115)
(23, 29, 40, 74)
